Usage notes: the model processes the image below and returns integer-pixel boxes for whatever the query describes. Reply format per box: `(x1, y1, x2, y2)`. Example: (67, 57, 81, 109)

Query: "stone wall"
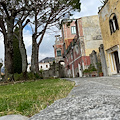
(99, 44, 108, 76)
(80, 15, 103, 56)
(43, 63, 65, 78)
(90, 50, 98, 69)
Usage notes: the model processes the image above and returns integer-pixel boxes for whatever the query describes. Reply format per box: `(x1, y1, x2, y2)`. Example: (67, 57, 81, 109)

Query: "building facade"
(27, 57, 55, 72)
(62, 15, 103, 77)
(39, 57, 55, 70)
(98, 0, 120, 75)
(53, 35, 64, 63)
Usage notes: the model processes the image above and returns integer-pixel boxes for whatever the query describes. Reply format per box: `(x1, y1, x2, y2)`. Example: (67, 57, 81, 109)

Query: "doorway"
(111, 51, 120, 74)
(72, 64, 75, 78)
(113, 51, 120, 73)
(78, 64, 82, 77)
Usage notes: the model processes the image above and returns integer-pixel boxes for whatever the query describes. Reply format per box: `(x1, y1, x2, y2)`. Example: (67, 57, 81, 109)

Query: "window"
(75, 45, 79, 54)
(71, 26, 76, 34)
(67, 57, 68, 62)
(71, 52, 73, 59)
(109, 14, 119, 34)
(46, 65, 48, 68)
(41, 66, 42, 69)
(57, 50, 61, 56)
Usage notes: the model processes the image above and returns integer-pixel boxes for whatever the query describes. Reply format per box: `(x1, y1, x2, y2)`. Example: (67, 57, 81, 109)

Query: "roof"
(98, 0, 108, 13)
(39, 57, 55, 63)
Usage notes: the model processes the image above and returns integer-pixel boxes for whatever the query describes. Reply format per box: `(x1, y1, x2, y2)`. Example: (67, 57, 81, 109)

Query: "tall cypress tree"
(13, 27, 22, 73)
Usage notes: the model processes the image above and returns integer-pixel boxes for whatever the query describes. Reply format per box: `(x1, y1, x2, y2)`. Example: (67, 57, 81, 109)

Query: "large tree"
(0, 0, 32, 76)
(31, 0, 81, 73)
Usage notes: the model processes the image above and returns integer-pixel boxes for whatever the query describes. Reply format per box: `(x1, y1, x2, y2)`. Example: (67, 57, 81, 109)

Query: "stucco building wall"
(99, 0, 120, 75)
(78, 15, 103, 56)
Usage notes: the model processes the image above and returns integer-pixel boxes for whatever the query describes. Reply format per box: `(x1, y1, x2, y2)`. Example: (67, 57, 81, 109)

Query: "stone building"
(61, 15, 103, 78)
(98, 0, 120, 75)
(27, 57, 55, 72)
(53, 35, 64, 63)
(39, 57, 55, 70)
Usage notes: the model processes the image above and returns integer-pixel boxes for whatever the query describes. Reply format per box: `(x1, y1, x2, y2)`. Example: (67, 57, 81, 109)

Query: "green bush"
(27, 72, 43, 80)
(83, 69, 89, 73)
(88, 64, 97, 72)
(10, 72, 43, 81)
(34, 73, 40, 79)
(27, 72, 35, 80)
(83, 64, 97, 74)
(14, 73, 23, 81)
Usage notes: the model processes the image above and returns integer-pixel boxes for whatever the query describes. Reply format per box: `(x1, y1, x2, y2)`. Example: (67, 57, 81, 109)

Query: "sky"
(0, 0, 103, 64)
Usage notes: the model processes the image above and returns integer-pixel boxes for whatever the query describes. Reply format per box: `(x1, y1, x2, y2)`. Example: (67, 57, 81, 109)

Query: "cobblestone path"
(29, 77, 120, 120)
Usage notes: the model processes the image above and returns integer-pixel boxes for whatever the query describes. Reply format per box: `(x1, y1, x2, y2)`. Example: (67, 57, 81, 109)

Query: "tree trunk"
(35, 45, 39, 73)
(0, 67, 1, 78)
(18, 22, 28, 77)
(31, 34, 39, 73)
(5, 20, 14, 74)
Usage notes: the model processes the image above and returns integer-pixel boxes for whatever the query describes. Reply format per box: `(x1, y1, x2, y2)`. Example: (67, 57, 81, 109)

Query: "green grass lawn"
(0, 79, 74, 117)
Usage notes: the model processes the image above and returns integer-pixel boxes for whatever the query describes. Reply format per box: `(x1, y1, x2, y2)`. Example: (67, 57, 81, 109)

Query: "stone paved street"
(29, 77, 120, 120)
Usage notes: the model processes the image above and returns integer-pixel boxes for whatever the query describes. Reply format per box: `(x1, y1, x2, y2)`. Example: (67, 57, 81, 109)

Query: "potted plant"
(97, 62, 103, 77)
(88, 64, 97, 77)
(83, 64, 97, 77)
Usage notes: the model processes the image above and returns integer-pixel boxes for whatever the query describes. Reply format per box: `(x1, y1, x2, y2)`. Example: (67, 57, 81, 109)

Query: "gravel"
(29, 77, 120, 120)
(0, 115, 29, 120)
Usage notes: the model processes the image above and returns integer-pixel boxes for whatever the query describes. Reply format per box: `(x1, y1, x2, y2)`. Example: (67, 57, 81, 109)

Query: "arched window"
(109, 19, 114, 34)
(113, 15, 119, 30)
(109, 13, 119, 35)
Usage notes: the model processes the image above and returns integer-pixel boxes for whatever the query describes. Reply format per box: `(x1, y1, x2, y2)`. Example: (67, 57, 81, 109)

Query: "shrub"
(83, 69, 89, 73)
(14, 73, 23, 81)
(83, 64, 97, 74)
(88, 64, 97, 72)
(27, 72, 35, 80)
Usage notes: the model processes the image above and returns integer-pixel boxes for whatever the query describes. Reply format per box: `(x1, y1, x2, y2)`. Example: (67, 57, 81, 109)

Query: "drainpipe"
(72, 46, 75, 78)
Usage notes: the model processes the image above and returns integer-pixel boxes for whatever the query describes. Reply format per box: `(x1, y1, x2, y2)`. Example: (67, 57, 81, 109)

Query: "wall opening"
(113, 51, 120, 73)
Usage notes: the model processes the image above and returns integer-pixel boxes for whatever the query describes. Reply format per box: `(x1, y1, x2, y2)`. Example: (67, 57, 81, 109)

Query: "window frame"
(71, 26, 76, 34)
(109, 13, 119, 35)
(56, 49, 62, 57)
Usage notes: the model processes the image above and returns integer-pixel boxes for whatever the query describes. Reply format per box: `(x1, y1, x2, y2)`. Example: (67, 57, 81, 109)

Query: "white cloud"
(72, 0, 102, 19)
(23, 29, 32, 47)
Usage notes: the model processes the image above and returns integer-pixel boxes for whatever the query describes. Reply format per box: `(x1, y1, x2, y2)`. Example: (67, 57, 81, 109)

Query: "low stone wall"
(43, 63, 65, 78)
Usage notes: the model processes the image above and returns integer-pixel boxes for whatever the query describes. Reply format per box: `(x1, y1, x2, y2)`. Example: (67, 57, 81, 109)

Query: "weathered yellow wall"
(99, 0, 120, 75)
(99, 0, 120, 50)
(81, 15, 103, 56)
